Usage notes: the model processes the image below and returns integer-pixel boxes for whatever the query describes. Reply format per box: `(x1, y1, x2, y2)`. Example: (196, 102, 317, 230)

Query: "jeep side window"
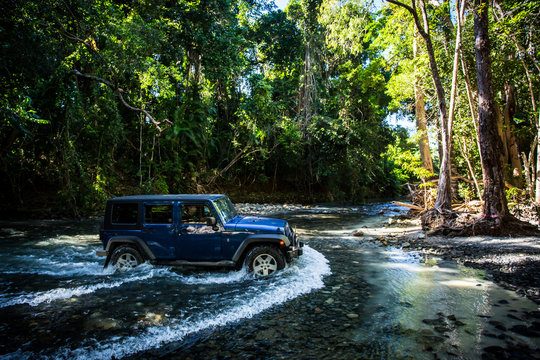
(111, 203, 138, 224)
(144, 204, 173, 224)
(182, 204, 212, 224)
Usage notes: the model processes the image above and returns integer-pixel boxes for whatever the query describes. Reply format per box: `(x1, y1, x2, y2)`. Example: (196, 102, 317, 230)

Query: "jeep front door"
(177, 203, 223, 260)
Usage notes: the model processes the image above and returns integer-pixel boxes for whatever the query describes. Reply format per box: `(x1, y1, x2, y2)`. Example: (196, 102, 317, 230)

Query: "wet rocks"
(84, 317, 119, 331)
(509, 324, 539, 337)
(325, 298, 335, 305)
(422, 313, 466, 335)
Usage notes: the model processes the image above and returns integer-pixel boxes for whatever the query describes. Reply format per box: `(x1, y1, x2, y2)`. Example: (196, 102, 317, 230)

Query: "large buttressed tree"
(473, 0, 508, 221)
(467, 0, 537, 235)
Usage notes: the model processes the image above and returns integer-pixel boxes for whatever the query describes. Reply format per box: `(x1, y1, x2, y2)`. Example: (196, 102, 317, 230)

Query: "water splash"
(49, 246, 330, 359)
(0, 265, 167, 308)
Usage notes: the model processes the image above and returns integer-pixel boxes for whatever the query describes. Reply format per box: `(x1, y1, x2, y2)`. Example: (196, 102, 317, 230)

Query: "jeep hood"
(231, 216, 287, 233)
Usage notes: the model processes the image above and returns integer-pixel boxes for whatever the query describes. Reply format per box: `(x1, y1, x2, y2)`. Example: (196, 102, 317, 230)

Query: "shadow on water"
(0, 203, 538, 359)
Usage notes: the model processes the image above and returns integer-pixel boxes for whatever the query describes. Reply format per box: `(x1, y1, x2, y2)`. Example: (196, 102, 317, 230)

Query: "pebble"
(346, 313, 359, 319)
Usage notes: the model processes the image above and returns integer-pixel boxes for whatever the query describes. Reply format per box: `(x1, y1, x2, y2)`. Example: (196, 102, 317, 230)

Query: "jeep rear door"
(141, 202, 177, 259)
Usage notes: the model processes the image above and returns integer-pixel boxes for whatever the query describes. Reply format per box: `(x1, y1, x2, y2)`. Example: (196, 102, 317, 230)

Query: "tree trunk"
(522, 135, 537, 199)
(387, 0, 452, 214)
(459, 41, 484, 177)
(413, 32, 433, 173)
(496, 103, 509, 165)
(474, 0, 508, 218)
(457, 137, 483, 201)
(503, 84, 524, 187)
(417, 0, 452, 210)
(537, 111, 540, 203)
(448, 0, 466, 201)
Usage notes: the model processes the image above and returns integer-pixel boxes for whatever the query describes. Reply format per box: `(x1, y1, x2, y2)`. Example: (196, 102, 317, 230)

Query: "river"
(0, 203, 538, 359)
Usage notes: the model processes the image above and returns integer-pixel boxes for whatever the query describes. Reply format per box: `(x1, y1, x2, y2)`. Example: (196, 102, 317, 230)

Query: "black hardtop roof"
(108, 194, 226, 202)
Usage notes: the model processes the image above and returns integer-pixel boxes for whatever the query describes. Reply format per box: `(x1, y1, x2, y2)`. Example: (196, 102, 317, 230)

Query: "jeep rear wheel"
(245, 246, 285, 276)
(111, 246, 143, 271)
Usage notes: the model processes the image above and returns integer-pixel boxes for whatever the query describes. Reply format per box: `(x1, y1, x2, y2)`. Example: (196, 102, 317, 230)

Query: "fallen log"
(392, 201, 423, 211)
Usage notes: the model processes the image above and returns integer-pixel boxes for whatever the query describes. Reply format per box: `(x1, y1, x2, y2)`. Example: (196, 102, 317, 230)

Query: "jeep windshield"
(213, 196, 238, 223)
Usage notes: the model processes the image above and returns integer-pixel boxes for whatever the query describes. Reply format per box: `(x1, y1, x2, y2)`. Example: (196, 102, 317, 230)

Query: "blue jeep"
(98, 194, 303, 276)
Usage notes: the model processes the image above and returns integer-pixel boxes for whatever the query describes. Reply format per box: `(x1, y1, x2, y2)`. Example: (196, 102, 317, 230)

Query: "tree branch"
(386, 0, 428, 40)
(69, 70, 172, 132)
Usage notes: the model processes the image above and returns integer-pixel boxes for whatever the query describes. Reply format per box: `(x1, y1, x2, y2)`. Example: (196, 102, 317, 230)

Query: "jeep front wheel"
(111, 246, 143, 271)
(245, 246, 285, 276)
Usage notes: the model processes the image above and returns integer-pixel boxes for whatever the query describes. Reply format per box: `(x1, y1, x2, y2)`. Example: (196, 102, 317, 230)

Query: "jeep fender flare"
(103, 237, 156, 267)
(232, 234, 289, 263)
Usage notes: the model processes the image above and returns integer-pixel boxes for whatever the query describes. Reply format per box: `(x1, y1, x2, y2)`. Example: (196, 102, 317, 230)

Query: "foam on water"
(0, 265, 169, 308)
(34, 235, 99, 247)
(0, 247, 107, 277)
(48, 246, 330, 360)
(170, 267, 252, 284)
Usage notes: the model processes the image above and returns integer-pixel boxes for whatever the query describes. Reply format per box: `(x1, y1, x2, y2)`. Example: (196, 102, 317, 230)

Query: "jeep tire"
(111, 245, 143, 271)
(245, 245, 285, 276)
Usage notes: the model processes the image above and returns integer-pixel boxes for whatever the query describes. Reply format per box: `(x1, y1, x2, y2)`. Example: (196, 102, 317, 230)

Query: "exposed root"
(423, 209, 540, 236)
(420, 208, 457, 231)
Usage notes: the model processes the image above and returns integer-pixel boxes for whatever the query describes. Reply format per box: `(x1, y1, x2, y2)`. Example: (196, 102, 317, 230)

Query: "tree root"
(421, 208, 540, 236)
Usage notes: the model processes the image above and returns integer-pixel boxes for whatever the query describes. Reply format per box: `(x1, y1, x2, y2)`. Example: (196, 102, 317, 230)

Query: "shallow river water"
(0, 204, 538, 359)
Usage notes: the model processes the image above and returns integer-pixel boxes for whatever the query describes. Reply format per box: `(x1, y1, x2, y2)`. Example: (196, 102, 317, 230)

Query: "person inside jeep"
(183, 205, 199, 223)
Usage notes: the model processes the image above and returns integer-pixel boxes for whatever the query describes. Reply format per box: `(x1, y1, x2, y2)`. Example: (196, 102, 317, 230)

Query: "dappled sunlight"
(375, 260, 461, 275)
(439, 279, 489, 289)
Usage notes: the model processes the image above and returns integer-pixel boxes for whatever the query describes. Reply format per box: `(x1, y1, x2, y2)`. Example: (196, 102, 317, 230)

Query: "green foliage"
(8, 0, 514, 217)
(384, 130, 435, 182)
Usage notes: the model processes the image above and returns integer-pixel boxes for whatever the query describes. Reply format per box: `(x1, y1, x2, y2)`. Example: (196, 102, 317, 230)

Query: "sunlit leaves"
(319, 0, 373, 57)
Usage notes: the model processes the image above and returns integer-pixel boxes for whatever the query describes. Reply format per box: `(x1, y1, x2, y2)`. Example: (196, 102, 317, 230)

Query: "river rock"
(434, 326, 450, 333)
(402, 242, 411, 248)
(509, 324, 534, 336)
(422, 318, 446, 326)
(145, 313, 163, 325)
(84, 317, 118, 331)
(352, 230, 364, 237)
(488, 320, 506, 331)
(346, 313, 359, 319)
